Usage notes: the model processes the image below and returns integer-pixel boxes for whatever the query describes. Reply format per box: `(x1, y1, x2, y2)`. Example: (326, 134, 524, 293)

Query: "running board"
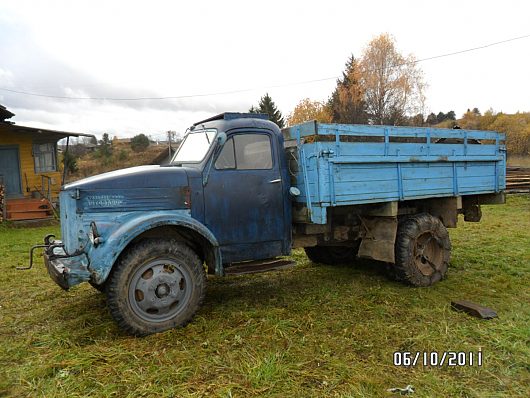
(225, 259, 296, 275)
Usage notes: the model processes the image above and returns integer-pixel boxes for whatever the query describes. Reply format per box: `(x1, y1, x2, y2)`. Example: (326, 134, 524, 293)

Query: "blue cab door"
(203, 131, 286, 263)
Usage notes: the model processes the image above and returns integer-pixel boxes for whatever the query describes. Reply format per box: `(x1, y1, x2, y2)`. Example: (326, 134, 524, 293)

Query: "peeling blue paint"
(286, 122, 506, 224)
(86, 210, 221, 283)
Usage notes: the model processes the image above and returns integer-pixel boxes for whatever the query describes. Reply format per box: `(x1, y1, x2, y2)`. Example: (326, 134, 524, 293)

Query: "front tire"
(106, 239, 206, 336)
(393, 213, 451, 287)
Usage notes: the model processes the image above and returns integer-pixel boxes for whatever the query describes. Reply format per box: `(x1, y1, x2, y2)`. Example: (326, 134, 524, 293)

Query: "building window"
(33, 143, 57, 173)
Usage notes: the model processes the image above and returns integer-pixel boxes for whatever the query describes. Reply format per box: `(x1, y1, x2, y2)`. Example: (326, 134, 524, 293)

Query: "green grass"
(1, 196, 529, 397)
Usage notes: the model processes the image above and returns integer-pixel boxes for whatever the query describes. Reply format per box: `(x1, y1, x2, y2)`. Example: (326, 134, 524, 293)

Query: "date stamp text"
(393, 351, 483, 367)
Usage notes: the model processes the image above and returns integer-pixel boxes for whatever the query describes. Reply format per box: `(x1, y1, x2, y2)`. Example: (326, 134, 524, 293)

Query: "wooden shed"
(0, 104, 93, 221)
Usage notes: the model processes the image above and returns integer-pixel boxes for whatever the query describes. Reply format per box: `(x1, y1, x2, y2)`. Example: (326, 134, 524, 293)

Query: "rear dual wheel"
(393, 213, 451, 287)
(304, 214, 450, 288)
(106, 239, 206, 336)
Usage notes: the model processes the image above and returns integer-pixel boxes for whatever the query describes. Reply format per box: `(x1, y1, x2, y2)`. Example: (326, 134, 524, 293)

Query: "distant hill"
(65, 140, 178, 182)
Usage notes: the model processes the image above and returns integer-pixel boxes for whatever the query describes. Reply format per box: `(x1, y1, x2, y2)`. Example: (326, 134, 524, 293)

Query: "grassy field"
(1, 195, 529, 397)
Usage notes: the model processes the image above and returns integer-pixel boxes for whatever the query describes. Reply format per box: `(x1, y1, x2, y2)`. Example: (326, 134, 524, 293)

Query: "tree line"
(249, 33, 529, 156)
(250, 33, 426, 128)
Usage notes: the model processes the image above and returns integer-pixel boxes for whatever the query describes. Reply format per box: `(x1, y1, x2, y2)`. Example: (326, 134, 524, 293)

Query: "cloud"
(0, 18, 255, 135)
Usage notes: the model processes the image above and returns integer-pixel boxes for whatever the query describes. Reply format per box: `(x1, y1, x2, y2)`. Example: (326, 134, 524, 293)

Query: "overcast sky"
(1, 0, 529, 139)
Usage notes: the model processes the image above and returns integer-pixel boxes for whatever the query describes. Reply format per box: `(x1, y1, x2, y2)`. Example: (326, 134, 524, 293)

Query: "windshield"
(172, 129, 217, 163)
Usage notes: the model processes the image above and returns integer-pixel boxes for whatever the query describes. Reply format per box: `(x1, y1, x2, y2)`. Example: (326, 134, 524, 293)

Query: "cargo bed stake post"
(297, 126, 313, 220)
(335, 126, 340, 157)
(384, 128, 389, 157)
(494, 134, 501, 192)
(397, 162, 404, 201)
(426, 129, 431, 156)
(453, 162, 459, 196)
(316, 140, 323, 204)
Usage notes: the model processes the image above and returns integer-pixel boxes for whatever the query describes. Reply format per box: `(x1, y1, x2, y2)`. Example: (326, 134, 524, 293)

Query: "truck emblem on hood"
(86, 194, 125, 208)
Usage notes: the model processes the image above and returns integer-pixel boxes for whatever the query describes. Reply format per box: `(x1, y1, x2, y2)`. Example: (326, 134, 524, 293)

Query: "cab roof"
(192, 112, 269, 126)
(190, 112, 281, 136)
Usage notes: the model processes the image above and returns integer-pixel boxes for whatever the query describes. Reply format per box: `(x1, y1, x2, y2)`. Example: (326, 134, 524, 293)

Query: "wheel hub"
(414, 232, 444, 276)
(128, 259, 192, 322)
(155, 283, 170, 298)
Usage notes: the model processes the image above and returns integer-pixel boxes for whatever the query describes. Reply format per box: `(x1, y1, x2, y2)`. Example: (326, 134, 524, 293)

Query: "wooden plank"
(329, 155, 503, 164)
(283, 122, 504, 141)
(7, 210, 51, 220)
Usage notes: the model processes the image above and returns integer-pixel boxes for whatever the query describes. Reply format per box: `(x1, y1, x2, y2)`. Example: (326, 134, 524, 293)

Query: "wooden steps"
(5, 198, 54, 221)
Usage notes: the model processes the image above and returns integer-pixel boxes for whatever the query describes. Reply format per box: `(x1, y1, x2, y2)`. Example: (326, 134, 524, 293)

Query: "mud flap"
(357, 216, 397, 263)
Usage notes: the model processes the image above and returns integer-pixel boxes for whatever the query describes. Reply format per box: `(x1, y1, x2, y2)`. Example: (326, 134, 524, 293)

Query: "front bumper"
(39, 240, 91, 290)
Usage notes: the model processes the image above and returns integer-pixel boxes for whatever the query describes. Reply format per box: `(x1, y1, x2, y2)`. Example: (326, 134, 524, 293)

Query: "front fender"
(87, 211, 222, 283)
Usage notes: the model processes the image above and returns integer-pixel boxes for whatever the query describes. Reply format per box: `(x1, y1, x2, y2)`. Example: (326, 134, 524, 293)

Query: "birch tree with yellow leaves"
(360, 33, 426, 125)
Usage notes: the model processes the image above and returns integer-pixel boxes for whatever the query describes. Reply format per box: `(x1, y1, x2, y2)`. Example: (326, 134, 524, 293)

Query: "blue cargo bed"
(282, 121, 506, 224)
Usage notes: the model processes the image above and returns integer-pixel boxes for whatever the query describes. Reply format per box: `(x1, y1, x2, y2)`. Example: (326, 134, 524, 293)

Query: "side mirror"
(217, 132, 227, 146)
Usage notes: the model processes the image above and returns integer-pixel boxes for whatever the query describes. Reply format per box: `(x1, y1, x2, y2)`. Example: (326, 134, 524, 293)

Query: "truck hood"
(63, 165, 189, 190)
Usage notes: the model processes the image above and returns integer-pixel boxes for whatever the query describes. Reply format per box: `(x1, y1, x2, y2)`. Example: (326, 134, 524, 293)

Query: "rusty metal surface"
(451, 300, 498, 319)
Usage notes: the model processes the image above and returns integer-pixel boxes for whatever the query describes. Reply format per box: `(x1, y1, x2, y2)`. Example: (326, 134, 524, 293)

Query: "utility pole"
(167, 131, 173, 160)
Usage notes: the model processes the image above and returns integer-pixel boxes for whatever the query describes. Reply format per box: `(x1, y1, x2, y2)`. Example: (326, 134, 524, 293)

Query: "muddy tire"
(393, 213, 451, 287)
(305, 242, 360, 265)
(106, 239, 206, 336)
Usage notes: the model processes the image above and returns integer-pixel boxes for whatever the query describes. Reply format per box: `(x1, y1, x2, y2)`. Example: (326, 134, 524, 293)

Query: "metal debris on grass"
(387, 384, 415, 395)
(451, 300, 498, 319)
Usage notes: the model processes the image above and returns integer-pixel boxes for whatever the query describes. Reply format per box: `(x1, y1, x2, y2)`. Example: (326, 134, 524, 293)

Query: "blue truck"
(30, 113, 506, 335)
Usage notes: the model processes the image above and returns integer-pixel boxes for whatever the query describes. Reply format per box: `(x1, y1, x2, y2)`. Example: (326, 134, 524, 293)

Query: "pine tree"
(328, 55, 368, 124)
(98, 133, 112, 158)
(249, 93, 285, 128)
(426, 113, 437, 125)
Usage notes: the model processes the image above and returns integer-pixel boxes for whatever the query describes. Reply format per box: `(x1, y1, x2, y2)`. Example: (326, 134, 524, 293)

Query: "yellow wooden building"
(0, 104, 93, 220)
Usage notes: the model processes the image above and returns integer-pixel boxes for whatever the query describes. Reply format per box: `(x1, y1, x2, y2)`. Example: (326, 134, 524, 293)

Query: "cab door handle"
(269, 178, 281, 183)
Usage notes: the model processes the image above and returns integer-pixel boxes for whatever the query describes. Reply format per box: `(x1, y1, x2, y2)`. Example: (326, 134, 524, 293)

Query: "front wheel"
(393, 213, 451, 287)
(106, 239, 206, 336)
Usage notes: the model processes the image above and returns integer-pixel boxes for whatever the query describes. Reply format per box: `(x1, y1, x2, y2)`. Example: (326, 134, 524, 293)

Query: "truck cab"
(37, 113, 294, 335)
(181, 113, 292, 264)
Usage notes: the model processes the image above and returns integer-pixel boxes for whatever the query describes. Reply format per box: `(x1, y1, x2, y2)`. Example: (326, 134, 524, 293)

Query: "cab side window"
(215, 138, 236, 169)
(215, 134, 273, 170)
